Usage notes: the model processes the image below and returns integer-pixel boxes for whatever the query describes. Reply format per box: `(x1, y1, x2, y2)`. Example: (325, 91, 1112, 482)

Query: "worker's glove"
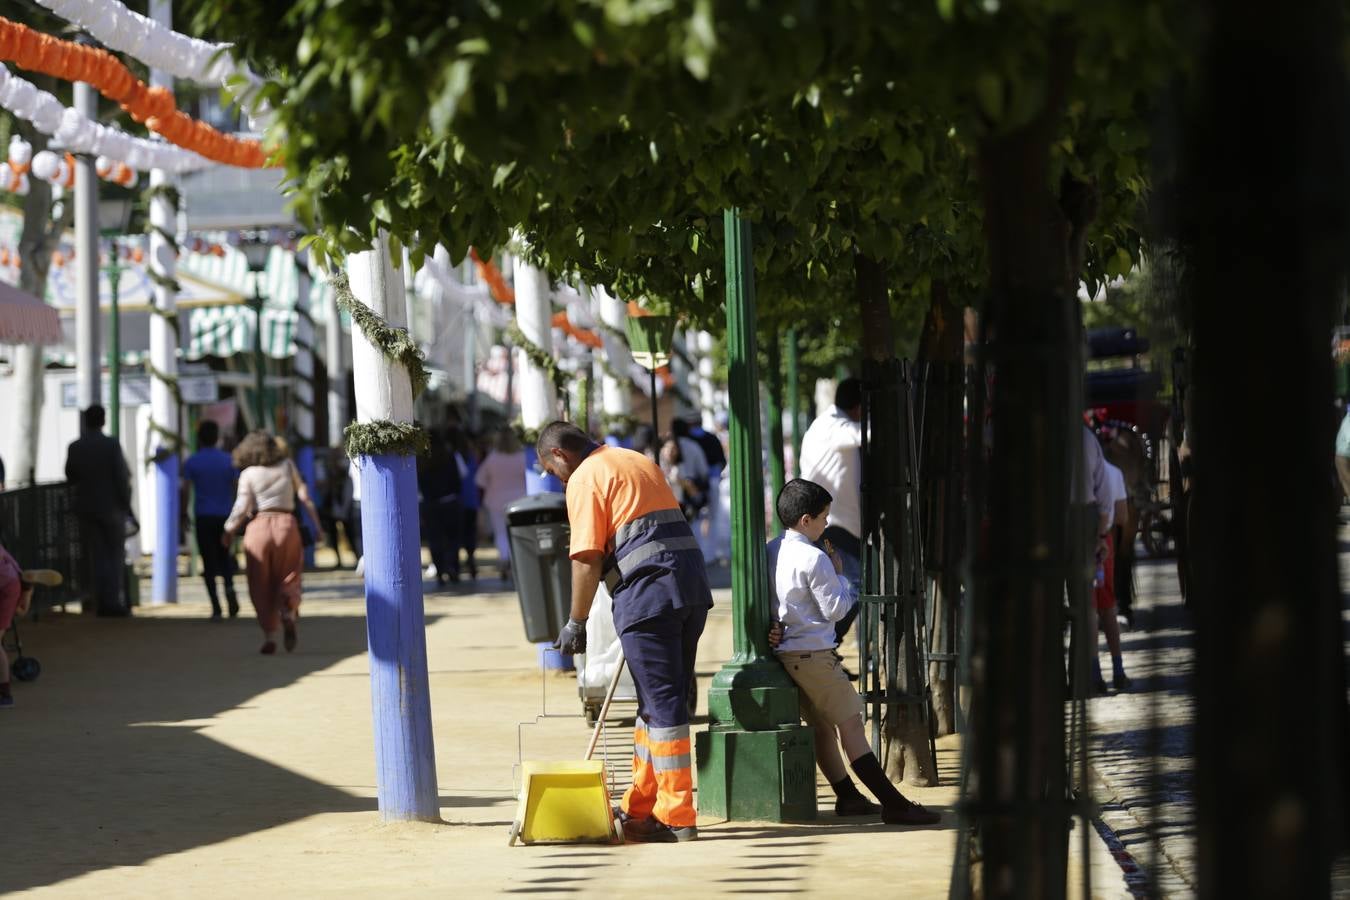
(554, 617, 588, 655)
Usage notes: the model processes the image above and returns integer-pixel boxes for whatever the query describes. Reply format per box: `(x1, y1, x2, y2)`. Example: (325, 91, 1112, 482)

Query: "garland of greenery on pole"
(506, 317, 569, 397)
(141, 181, 183, 463)
(330, 268, 432, 458)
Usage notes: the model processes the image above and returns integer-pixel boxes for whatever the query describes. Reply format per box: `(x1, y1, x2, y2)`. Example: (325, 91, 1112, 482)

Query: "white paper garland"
(0, 63, 213, 174)
(29, 0, 272, 130)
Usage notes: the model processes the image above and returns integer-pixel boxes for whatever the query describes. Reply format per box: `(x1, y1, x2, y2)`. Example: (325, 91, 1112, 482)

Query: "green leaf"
(975, 73, 1004, 123)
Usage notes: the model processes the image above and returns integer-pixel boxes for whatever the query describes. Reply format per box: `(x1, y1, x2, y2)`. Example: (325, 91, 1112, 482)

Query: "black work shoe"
(622, 816, 698, 843)
(1113, 673, 1132, 692)
(835, 793, 881, 817)
(882, 800, 940, 826)
(1093, 677, 1109, 695)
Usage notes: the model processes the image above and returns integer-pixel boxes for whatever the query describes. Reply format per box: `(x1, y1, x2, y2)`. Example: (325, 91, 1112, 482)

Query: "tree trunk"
(916, 280, 965, 737)
(967, 27, 1087, 897)
(1181, 1, 1350, 895)
(11, 123, 64, 486)
(854, 251, 936, 787)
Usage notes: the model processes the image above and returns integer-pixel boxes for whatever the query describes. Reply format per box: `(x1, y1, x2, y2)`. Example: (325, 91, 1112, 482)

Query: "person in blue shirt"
(182, 420, 239, 619)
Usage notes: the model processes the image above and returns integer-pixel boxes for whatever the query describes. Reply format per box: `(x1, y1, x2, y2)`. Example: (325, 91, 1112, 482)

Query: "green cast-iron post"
(251, 284, 266, 429)
(695, 209, 817, 822)
(786, 328, 802, 477)
(766, 332, 786, 524)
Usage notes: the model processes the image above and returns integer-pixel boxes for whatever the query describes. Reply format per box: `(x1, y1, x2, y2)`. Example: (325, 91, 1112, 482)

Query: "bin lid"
(507, 492, 568, 525)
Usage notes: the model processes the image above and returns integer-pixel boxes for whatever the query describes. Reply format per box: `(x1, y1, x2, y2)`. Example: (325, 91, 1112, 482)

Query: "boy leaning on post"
(767, 478, 940, 826)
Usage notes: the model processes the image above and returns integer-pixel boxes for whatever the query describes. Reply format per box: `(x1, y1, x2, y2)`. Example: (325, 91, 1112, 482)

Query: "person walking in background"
(657, 436, 704, 521)
(223, 432, 322, 655)
(1094, 459, 1132, 693)
(319, 446, 352, 569)
(348, 455, 365, 576)
(685, 414, 727, 564)
(449, 426, 481, 580)
(475, 427, 527, 581)
(182, 420, 240, 620)
(418, 429, 463, 585)
(798, 378, 864, 646)
(64, 405, 132, 617)
(1335, 403, 1350, 510)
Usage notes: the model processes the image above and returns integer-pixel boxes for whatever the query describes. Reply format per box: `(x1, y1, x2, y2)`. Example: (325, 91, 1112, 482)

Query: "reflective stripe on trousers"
(622, 719, 695, 827)
(604, 507, 699, 589)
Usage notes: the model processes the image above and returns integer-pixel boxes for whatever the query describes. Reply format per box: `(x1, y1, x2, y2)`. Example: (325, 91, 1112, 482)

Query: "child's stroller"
(3, 569, 60, 682)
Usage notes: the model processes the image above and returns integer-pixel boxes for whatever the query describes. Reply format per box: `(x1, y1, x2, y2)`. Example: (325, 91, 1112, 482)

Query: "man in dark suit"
(65, 405, 132, 616)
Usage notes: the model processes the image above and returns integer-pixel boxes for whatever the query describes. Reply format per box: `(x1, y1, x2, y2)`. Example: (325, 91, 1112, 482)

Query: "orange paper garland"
(0, 17, 274, 168)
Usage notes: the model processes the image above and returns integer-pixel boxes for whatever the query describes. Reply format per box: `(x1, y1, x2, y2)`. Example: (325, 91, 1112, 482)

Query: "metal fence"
(0, 482, 88, 612)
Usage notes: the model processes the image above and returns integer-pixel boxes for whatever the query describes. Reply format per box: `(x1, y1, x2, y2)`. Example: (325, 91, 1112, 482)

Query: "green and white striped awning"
(179, 233, 342, 326)
(187, 305, 298, 360)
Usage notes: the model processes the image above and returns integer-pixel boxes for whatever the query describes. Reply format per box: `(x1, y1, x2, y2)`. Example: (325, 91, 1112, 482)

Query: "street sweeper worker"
(538, 421, 713, 844)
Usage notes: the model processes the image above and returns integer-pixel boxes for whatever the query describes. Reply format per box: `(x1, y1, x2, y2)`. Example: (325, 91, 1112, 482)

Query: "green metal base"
(706, 657, 801, 731)
(696, 724, 818, 822)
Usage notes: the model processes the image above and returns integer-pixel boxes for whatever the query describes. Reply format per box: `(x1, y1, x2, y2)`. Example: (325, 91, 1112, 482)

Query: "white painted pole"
(73, 79, 100, 413)
(147, 0, 179, 605)
(597, 286, 633, 427)
(698, 331, 717, 430)
(512, 257, 556, 430)
(346, 232, 439, 821)
(326, 268, 346, 448)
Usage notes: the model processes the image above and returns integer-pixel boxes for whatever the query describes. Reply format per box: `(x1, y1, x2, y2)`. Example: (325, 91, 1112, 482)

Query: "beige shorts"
(776, 648, 865, 728)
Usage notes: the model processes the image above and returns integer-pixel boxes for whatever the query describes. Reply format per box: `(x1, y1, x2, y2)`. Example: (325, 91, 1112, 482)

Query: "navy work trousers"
(620, 604, 709, 728)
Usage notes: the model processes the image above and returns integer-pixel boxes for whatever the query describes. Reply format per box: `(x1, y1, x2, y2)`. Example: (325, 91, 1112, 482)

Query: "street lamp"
(99, 196, 134, 440)
(624, 312, 677, 440)
(233, 229, 273, 430)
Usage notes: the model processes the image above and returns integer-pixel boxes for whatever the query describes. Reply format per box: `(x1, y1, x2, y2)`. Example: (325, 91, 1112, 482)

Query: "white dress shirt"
(797, 405, 863, 539)
(769, 530, 858, 652)
(1103, 460, 1127, 529)
(1074, 425, 1112, 522)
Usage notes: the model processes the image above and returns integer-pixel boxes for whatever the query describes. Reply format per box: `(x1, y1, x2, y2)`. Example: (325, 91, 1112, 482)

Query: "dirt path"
(4, 570, 1123, 897)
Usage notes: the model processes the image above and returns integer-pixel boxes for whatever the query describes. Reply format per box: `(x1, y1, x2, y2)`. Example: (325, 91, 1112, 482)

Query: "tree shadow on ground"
(4, 607, 440, 894)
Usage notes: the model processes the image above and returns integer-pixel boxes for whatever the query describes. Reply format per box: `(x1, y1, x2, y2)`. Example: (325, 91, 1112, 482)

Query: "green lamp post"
(624, 311, 677, 438)
(235, 230, 272, 430)
(98, 196, 134, 440)
(695, 209, 816, 822)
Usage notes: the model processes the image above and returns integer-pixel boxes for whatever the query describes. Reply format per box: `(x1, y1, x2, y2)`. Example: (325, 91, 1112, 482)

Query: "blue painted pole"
(359, 453, 440, 821)
(523, 445, 563, 495)
(296, 443, 318, 568)
(152, 452, 178, 603)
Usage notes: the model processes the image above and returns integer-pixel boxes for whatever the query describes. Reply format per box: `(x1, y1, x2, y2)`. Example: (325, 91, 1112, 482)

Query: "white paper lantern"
(0, 163, 12, 191)
(95, 156, 113, 178)
(8, 136, 32, 167)
(13, 173, 29, 196)
(30, 150, 60, 182)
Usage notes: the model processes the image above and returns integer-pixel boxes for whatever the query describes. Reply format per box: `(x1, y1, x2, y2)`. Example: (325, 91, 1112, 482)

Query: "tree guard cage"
(912, 360, 968, 737)
(859, 359, 938, 784)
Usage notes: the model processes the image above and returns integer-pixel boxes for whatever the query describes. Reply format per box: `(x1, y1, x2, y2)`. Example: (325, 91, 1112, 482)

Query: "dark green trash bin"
(506, 493, 573, 643)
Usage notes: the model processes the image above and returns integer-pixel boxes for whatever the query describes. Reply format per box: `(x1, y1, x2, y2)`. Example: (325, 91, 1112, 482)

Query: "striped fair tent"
(187, 304, 298, 360)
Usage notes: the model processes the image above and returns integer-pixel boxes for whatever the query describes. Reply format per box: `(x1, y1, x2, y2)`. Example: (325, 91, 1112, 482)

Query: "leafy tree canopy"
(186, 0, 1179, 339)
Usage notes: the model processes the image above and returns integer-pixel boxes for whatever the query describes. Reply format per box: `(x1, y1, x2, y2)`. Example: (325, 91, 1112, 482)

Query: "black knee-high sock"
(849, 751, 910, 810)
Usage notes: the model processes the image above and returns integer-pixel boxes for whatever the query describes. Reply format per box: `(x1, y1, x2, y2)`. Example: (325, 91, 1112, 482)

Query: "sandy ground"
(3, 563, 1130, 898)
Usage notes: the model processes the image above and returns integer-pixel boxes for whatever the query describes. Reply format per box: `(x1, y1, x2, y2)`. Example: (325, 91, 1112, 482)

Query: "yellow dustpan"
(508, 657, 628, 846)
